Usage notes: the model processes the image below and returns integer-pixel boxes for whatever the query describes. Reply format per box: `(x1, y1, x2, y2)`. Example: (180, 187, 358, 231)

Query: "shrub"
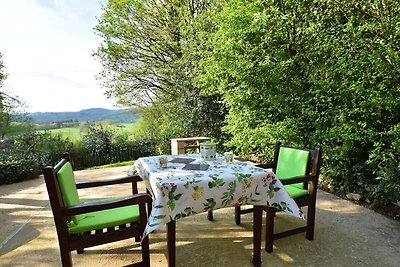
(81, 125, 113, 166)
(367, 126, 400, 206)
(0, 157, 40, 184)
(69, 129, 163, 170)
(0, 131, 73, 184)
(10, 131, 73, 167)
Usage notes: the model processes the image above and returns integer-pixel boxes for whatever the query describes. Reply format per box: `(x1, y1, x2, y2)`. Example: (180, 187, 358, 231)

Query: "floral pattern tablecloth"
(128, 154, 304, 238)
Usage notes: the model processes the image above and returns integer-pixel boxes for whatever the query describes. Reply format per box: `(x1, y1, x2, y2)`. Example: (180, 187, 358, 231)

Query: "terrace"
(1, 165, 399, 266)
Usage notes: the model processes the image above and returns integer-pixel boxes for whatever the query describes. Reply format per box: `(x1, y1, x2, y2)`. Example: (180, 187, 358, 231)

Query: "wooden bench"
(170, 137, 211, 155)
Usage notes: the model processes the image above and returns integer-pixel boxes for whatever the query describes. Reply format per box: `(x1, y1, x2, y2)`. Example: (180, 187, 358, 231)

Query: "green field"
(38, 123, 137, 141)
(45, 127, 81, 141)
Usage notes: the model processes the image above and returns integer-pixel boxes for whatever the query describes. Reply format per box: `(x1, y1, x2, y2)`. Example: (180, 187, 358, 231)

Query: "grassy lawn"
(85, 160, 135, 170)
(38, 123, 137, 141)
(44, 127, 81, 141)
(112, 123, 136, 133)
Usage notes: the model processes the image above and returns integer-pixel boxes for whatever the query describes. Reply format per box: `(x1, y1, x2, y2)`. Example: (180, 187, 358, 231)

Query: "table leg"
(252, 205, 262, 267)
(167, 220, 176, 267)
(207, 210, 214, 221)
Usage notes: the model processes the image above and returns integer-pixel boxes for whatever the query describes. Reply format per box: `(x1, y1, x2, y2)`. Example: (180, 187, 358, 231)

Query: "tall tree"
(94, 0, 227, 142)
(95, 0, 210, 106)
(0, 53, 6, 87)
(197, 0, 313, 157)
(0, 52, 19, 110)
(0, 52, 11, 138)
(0, 52, 8, 110)
(0, 52, 30, 139)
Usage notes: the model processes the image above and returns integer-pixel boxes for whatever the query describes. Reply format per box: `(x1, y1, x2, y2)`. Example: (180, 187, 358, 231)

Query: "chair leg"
(57, 235, 73, 267)
(252, 206, 263, 267)
(306, 203, 316, 241)
(60, 249, 73, 267)
(265, 207, 275, 253)
(235, 206, 241, 225)
(141, 235, 150, 267)
(207, 210, 214, 221)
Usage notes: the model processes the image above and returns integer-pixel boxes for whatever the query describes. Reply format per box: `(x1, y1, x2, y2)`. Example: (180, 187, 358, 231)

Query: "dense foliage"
(82, 125, 114, 165)
(0, 132, 73, 184)
(68, 125, 162, 169)
(0, 159, 39, 185)
(195, 0, 400, 205)
(94, 0, 400, 208)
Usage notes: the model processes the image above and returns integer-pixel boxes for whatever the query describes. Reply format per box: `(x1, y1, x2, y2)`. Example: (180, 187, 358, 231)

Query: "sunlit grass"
(85, 160, 135, 170)
(37, 123, 137, 141)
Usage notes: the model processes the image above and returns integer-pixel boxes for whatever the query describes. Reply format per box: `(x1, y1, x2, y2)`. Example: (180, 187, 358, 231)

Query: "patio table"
(128, 154, 304, 267)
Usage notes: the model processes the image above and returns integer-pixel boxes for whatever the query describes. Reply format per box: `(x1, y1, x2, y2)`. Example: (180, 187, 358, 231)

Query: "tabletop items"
(199, 141, 217, 160)
(223, 151, 234, 163)
(159, 156, 168, 168)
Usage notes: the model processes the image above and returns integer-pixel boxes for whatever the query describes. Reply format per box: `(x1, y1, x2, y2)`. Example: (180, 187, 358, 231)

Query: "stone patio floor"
(1, 166, 399, 266)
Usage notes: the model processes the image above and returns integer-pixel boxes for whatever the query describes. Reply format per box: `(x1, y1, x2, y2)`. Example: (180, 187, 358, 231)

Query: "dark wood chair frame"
(234, 142, 322, 253)
(43, 153, 152, 267)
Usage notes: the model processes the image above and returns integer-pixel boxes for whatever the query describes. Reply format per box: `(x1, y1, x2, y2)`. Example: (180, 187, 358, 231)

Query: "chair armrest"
(280, 175, 318, 185)
(61, 193, 152, 217)
(76, 175, 143, 189)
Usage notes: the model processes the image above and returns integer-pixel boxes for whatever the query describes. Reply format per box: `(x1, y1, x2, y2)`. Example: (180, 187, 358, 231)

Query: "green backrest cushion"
(276, 147, 309, 189)
(57, 162, 80, 224)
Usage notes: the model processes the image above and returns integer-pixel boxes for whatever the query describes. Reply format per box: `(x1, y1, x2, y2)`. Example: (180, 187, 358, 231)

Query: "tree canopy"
(196, 0, 400, 204)
(95, 0, 228, 142)
(0, 52, 31, 139)
(95, 0, 400, 206)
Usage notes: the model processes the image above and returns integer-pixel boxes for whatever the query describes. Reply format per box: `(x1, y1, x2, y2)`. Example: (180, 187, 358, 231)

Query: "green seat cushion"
(276, 147, 310, 189)
(284, 185, 308, 198)
(68, 204, 141, 234)
(57, 162, 80, 224)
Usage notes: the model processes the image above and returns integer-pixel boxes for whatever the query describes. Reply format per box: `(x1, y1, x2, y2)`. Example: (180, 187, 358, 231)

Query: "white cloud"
(0, 0, 115, 112)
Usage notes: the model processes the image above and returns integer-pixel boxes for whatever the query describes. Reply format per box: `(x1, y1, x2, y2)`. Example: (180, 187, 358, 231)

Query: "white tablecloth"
(128, 154, 304, 237)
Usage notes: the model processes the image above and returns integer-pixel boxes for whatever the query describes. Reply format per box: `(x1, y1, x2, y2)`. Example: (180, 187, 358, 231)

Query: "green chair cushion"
(57, 162, 80, 224)
(68, 203, 141, 234)
(276, 147, 310, 189)
(284, 185, 309, 198)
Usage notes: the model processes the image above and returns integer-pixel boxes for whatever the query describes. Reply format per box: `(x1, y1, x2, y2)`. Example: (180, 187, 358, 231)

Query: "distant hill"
(30, 108, 141, 124)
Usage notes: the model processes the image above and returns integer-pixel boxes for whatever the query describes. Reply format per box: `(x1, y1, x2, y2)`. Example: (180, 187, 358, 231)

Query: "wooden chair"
(43, 153, 152, 267)
(235, 142, 322, 252)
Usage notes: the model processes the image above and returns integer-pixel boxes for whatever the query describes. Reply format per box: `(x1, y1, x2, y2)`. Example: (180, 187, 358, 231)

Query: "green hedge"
(0, 158, 40, 185)
(69, 138, 163, 170)
(195, 0, 400, 207)
(0, 129, 165, 184)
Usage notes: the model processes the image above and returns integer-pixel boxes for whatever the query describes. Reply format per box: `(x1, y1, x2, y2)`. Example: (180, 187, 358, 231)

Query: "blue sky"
(0, 0, 117, 112)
